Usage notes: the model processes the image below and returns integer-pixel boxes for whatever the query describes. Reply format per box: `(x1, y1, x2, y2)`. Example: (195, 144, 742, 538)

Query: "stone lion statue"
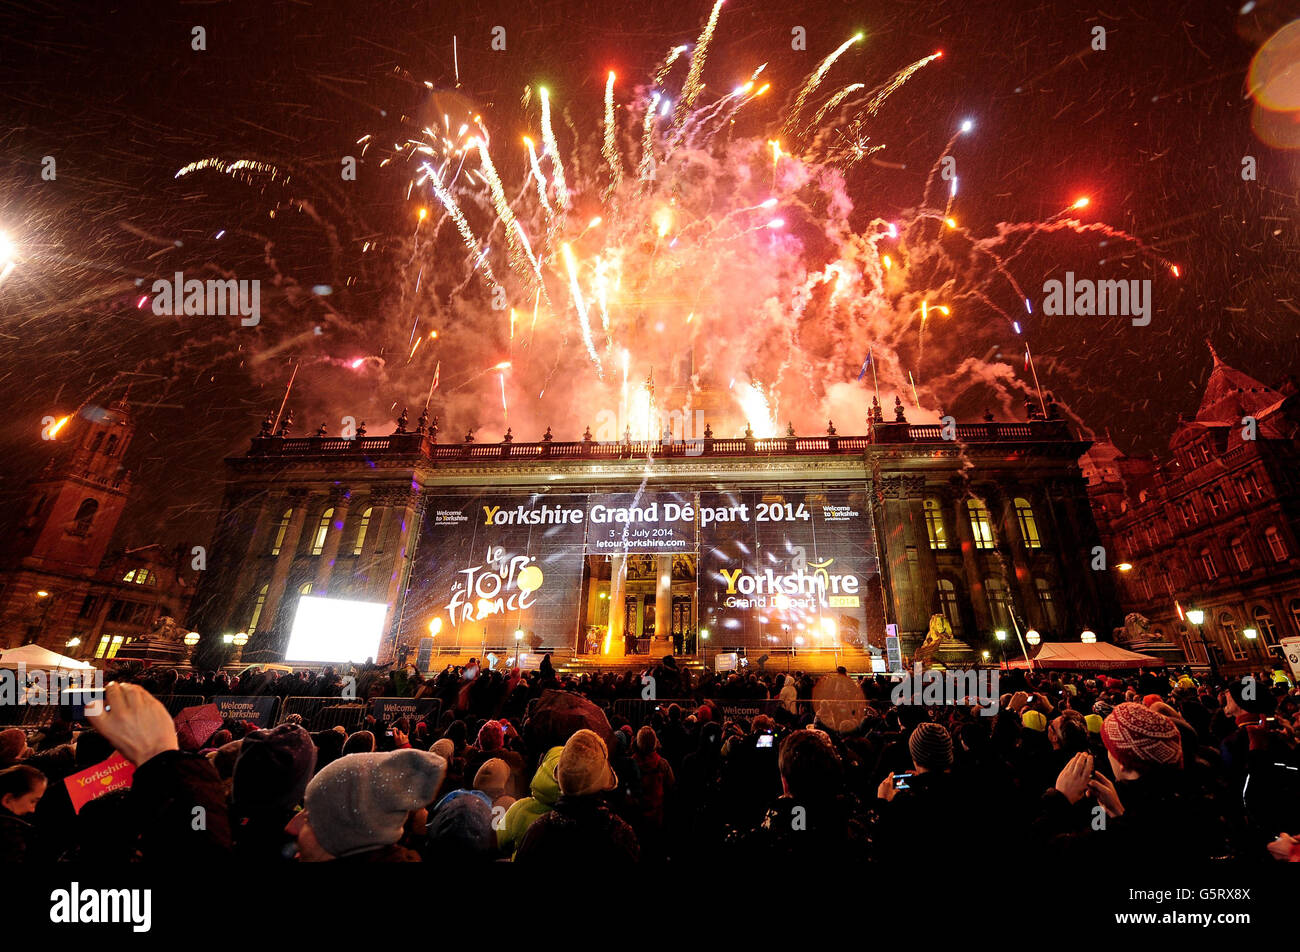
(1113, 612, 1152, 645)
(913, 613, 951, 664)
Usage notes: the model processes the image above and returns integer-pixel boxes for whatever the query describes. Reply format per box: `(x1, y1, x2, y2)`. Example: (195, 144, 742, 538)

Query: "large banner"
(401, 493, 589, 649)
(400, 487, 884, 654)
(583, 491, 696, 554)
(697, 489, 885, 652)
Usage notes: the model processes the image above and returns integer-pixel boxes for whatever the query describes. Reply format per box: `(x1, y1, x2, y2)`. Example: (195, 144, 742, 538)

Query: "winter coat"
(514, 794, 639, 866)
(498, 745, 563, 857)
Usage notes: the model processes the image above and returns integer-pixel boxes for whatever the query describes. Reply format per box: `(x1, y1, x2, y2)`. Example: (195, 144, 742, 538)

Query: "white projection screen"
(284, 595, 389, 663)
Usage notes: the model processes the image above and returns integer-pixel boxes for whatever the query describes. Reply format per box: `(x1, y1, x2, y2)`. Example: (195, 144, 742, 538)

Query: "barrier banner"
(213, 695, 278, 728)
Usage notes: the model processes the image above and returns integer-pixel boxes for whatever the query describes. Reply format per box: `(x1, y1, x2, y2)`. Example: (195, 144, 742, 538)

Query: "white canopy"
(0, 643, 96, 671)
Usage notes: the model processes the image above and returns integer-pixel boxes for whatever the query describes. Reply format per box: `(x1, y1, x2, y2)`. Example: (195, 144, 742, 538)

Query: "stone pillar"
(994, 488, 1041, 631)
(221, 492, 273, 634)
(953, 493, 991, 633)
(259, 491, 309, 642)
(606, 555, 627, 657)
(315, 488, 351, 594)
(651, 554, 673, 656)
(380, 488, 421, 663)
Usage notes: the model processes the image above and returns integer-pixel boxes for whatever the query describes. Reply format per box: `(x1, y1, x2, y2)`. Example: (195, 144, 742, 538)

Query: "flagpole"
(1025, 344, 1047, 417)
(424, 360, 441, 412)
(870, 346, 880, 408)
(272, 362, 298, 431)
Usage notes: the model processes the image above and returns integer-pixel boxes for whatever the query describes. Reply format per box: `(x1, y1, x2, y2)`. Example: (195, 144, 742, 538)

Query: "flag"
(857, 353, 871, 381)
(431, 360, 441, 393)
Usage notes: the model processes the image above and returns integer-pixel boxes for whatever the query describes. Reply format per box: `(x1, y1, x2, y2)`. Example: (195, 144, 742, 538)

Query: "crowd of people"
(1, 653, 1297, 865)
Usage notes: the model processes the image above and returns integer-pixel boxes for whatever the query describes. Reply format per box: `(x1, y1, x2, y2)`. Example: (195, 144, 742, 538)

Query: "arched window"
(1219, 612, 1247, 662)
(936, 578, 961, 632)
(353, 506, 373, 556)
(985, 577, 1013, 631)
(89, 432, 104, 454)
(247, 583, 268, 636)
(1199, 548, 1218, 581)
(967, 497, 995, 550)
(310, 508, 334, 556)
(1014, 497, 1042, 549)
(105, 434, 118, 456)
(1265, 527, 1288, 562)
(298, 582, 314, 595)
(1229, 537, 1251, 572)
(1034, 578, 1060, 632)
(270, 509, 292, 556)
(1253, 606, 1278, 646)
(72, 498, 98, 536)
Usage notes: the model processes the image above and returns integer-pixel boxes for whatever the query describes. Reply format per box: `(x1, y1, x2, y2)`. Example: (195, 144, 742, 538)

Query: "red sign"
(64, 752, 135, 814)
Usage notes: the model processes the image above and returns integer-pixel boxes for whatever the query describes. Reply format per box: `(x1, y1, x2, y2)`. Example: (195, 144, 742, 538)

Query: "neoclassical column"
(652, 554, 674, 655)
(606, 554, 627, 657)
(379, 487, 423, 663)
(219, 489, 274, 635)
(315, 487, 352, 594)
(259, 490, 310, 639)
(992, 486, 1041, 631)
(952, 489, 992, 633)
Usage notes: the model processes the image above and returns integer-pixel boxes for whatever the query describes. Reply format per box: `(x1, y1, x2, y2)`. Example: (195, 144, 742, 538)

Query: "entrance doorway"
(578, 553, 698, 655)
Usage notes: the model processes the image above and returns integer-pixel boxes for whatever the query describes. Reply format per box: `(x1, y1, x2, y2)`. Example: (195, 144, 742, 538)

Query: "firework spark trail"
(808, 82, 864, 131)
(602, 72, 623, 201)
(673, 0, 726, 130)
(474, 137, 539, 285)
(820, 52, 942, 162)
(638, 92, 661, 187)
(417, 161, 498, 289)
(654, 44, 689, 87)
(561, 243, 602, 376)
(786, 33, 862, 136)
(538, 88, 571, 212)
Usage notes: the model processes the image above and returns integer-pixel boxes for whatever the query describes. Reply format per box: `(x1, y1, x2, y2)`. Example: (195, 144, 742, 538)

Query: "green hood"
(498, 745, 563, 855)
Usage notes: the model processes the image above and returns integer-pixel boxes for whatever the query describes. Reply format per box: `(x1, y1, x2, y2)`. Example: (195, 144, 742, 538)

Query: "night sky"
(0, 0, 1297, 553)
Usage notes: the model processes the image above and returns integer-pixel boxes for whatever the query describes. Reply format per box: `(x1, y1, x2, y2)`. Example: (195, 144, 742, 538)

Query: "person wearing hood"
(515, 729, 639, 866)
(472, 757, 516, 812)
(295, 748, 447, 862)
(230, 723, 317, 861)
(498, 744, 563, 858)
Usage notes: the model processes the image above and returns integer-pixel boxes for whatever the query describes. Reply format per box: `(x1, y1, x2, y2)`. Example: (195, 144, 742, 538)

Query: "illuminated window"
(247, 583, 268, 636)
(1230, 537, 1251, 572)
(1014, 497, 1041, 549)
(311, 508, 334, 556)
(1253, 606, 1278, 646)
(353, 506, 373, 556)
(122, 567, 156, 586)
(299, 582, 314, 595)
(937, 578, 961, 632)
(1220, 612, 1247, 662)
(95, 634, 125, 660)
(270, 509, 292, 556)
(1199, 549, 1217, 581)
(1265, 527, 1287, 562)
(922, 499, 947, 550)
(966, 498, 995, 550)
(985, 577, 1012, 631)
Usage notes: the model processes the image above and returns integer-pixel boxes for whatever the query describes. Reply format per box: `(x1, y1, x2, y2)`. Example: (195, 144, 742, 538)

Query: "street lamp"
(1243, 627, 1258, 640)
(1184, 608, 1217, 681)
(1080, 629, 1097, 644)
(1025, 629, 1041, 647)
(995, 629, 1008, 670)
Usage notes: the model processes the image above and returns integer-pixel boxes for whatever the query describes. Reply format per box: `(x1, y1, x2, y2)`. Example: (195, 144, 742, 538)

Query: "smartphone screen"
(756, 733, 773, 748)
(894, 772, 913, 790)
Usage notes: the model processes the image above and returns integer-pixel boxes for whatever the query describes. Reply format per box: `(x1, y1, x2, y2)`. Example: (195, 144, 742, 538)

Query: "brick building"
(1083, 345, 1300, 675)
